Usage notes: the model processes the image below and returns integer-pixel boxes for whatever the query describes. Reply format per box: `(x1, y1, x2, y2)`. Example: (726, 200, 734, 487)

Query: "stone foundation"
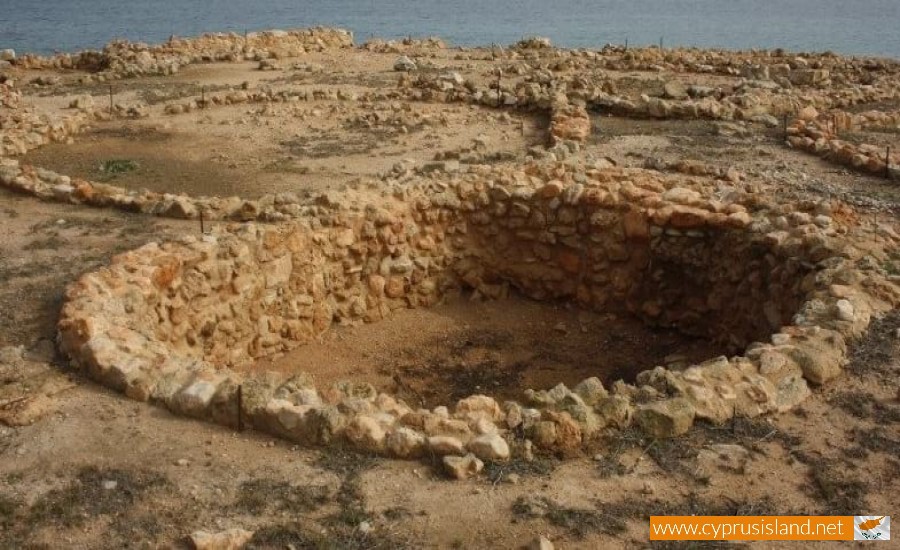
(788, 109, 900, 178)
(56, 160, 897, 466)
(12, 28, 353, 78)
(3, 28, 898, 473)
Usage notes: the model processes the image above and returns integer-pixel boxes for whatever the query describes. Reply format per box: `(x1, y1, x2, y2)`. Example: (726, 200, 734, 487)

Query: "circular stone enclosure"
(57, 163, 874, 462)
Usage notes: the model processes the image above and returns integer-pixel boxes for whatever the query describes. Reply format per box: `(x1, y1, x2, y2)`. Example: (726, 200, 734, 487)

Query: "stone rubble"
(10, 28, 353, 80)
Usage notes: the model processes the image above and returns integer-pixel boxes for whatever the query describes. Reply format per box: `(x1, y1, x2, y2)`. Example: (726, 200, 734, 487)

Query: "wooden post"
(108, 85, 114, 114)
(659, 36, 664, 51)
(625, 37, 628, 51)
(199, 210, 205, 234)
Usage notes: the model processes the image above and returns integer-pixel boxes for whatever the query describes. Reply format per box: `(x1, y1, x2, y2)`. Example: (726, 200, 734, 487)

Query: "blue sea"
(1, 0, 899, 58)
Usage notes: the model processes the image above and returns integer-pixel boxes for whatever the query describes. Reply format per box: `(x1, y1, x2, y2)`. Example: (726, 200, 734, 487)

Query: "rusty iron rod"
(887, 147, 892, 179)
(237, 384, 244, 432)
(875, 212, 879, 242)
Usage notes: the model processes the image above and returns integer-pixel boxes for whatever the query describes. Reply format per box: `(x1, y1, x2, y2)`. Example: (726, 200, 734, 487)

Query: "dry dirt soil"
(2, 46, 899, 549)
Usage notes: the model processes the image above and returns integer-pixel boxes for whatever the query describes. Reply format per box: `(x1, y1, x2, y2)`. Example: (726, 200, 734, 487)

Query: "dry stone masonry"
(56, 159, 899, 469)
(3, 29, 900, 477)
(787, 107, 900, 178)
(10, 28, 353, 79)
(5, 31, 900, 216)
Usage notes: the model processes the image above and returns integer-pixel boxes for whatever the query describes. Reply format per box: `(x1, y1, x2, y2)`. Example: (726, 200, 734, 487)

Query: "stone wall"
(6, 31, 898, 472)
(56, 161, 898, 471)
(788, 109, 900, 178)
(405, 53, 900, 122)
(12, 28, 354, 79)
(0, 79, 92, 156)
(0, 158, 317, 222)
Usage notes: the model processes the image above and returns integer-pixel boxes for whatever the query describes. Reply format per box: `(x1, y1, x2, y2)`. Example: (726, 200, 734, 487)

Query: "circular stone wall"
(57, 162, 890, 468)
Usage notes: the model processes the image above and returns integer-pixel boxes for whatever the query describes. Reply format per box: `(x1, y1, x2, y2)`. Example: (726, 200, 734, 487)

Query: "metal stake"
(199, 210, 205, 234)
(887, 147, 892, 179)
(236, 384, 243, 431)
(874, 212, 879, 242)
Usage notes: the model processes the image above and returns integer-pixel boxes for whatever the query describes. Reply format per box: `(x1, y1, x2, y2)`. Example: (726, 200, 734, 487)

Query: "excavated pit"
(248, 293, 726, 409)
(57, 158, 868, 462)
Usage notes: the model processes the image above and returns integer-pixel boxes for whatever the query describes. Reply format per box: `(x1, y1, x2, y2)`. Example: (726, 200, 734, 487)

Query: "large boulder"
(636, 398, 696, 438)
(443, 453, 483, 479)
(467, 433, 510, 461)
(393, 55, 416, 72)
(190, 528, 253, 550)
(663, 80, 688, 100)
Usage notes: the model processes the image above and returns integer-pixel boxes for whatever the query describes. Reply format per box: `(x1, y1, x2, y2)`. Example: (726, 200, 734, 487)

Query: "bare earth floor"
(252, 296, 723, 409)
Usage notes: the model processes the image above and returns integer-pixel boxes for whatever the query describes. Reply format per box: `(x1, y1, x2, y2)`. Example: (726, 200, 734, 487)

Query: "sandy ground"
(2, 45, 900, 549)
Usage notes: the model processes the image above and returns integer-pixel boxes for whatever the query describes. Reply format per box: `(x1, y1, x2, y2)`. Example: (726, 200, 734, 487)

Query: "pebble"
(175, 458, 190, 466)
(102, 480, 118, 490)
(522, 440, 534, 462)
(527, 535, 555, 550)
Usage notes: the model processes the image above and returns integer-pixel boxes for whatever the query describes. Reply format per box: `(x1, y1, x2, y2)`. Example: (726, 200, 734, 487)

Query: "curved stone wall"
(8, 31, 896, 473)
(56, 162, 896, 470)
(788, 109, 900, 178)
(12, 28, 354, 78)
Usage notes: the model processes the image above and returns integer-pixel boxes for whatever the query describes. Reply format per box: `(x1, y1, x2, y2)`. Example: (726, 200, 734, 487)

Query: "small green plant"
(98, 159, 139, 178)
